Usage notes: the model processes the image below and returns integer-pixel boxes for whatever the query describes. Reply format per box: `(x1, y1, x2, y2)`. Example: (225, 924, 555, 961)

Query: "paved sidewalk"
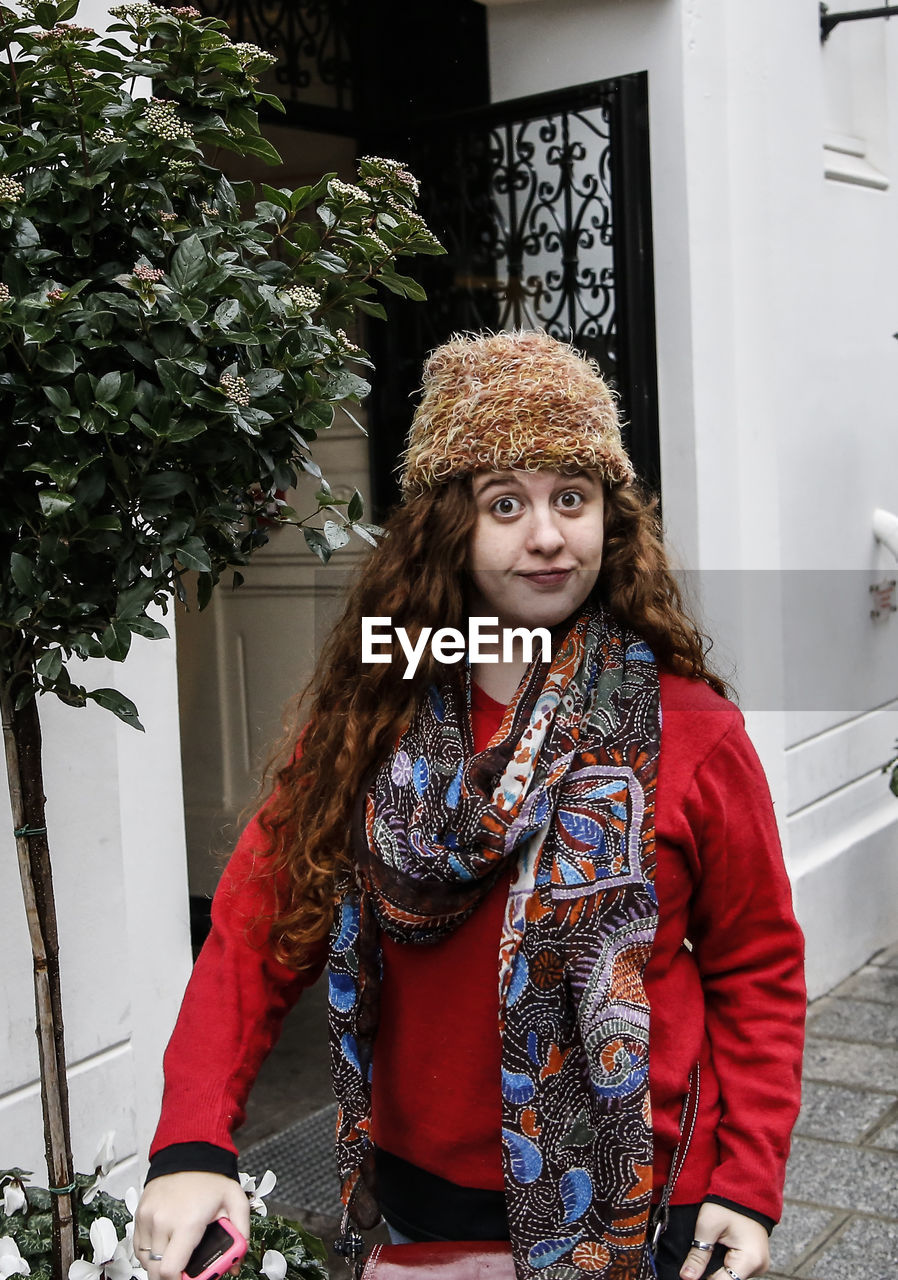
(239, 942, 898, 1279)
(765, 941, 898, 1279)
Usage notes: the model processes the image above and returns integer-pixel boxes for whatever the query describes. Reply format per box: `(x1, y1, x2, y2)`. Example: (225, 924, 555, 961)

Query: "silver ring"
(724, 1268, 742, 1280)
(691, 1239, 714, 1251)
(148, 1254, 163, 1262)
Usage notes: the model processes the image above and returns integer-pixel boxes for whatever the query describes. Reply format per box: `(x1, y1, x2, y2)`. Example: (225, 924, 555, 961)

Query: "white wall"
(0, 632, 192, 1195)
(483, 0, 898, 994)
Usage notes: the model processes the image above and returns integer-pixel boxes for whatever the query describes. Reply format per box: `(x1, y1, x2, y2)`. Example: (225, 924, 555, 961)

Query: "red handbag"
(357, 1241, 515, 1278)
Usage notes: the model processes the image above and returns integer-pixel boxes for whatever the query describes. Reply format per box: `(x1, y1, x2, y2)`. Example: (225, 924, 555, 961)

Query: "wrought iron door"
(366, 74, 660, 515)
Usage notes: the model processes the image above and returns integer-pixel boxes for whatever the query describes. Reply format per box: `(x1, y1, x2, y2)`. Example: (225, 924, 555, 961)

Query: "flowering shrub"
(0, 1158, 328, 1280)
(0, 0, 442, 722)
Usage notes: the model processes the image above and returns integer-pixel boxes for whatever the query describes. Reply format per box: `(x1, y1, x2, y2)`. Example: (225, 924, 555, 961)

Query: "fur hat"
(397, 329, 635, 498)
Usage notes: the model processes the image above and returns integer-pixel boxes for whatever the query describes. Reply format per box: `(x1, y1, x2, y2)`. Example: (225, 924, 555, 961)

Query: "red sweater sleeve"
(679, 707, 806, 1220)
(149, 806, 327, 1159)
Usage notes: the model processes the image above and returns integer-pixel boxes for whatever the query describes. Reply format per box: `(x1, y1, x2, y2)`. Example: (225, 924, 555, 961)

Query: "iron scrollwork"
(418, 94, 618, 373)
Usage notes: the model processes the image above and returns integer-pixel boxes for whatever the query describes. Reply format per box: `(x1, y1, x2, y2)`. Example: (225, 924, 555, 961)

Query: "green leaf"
(26, 457, 94, 488)
(25, 170, 53, 201)
(260, 184, 292, 211)
(15, 683, 36, 711)
(129, 616, 170, 641)
(322, 369, 371, 402)
(169, 234, 207, 295)
(39, 491, 75, 518)
(34, 1, 60, 25)
(235, 133, 282, 165)
(284, 185, 311, 212)
(142, 472, 192, 499)
(115, 581, 157, 619)
(175, 537, 212, 573)
(95, 371, 122, 402)
(36, 649, 63, 682)
(24, 323, 55, 344)
(245, 367, 284, 395)
(213, 298, 240, 328)
(87, 688, 145, 732)
(37, 347, 77, 375)
(196, 572, 213, 610)
(302, 526, 332, 564)
(377, 268, 427, 302)
(164, 418, 207, 442)
(14, 216, 40, 248)
(351, 522, 383, 547)
(43, 385, 73, 413)
(253, 92, 286, 115)
(354, 298, 388, 320)
(323, 519, 350, 550)
(101, 620, 132, 662)
(300, 401, 335, 431)
(347, 489, 364, 522)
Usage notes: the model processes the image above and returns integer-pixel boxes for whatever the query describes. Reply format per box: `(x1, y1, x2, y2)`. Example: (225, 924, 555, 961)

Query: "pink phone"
(182, 1218, 247, 1280)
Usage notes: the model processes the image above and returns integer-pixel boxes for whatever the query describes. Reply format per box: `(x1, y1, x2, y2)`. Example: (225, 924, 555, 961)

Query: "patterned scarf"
(328, 603, 661, 1279)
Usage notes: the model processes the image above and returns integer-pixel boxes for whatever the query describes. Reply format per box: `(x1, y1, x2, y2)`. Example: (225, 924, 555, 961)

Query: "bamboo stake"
(2, 683, 75, 1280)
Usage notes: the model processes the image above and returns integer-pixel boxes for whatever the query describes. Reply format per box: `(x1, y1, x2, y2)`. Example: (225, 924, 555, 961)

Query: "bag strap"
(650, 1061, 701, 1253)
(334, 1205, 367, 1278)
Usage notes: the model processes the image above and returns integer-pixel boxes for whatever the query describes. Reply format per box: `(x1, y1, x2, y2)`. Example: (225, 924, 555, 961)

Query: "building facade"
(2, 0, 897, 1192)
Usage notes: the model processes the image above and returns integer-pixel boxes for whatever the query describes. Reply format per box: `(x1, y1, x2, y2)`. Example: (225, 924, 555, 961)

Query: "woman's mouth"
(519, 569, 573, 587)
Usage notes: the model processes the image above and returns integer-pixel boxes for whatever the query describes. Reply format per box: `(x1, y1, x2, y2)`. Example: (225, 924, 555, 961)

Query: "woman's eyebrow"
(474, 474, 521, 496)
(474, 469, 593, 497)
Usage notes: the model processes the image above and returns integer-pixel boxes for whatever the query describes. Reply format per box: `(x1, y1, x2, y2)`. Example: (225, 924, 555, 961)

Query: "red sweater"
(149, 673, 805, 1224)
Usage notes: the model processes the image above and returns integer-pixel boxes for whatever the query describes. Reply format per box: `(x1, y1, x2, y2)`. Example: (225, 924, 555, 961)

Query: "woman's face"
(466, 468, 605, 632)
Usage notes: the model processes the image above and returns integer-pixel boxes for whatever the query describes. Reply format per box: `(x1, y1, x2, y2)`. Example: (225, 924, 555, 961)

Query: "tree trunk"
(1, 684, 75, 1280)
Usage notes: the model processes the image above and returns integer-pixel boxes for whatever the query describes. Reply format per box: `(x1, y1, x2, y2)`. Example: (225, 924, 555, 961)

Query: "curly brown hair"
(255, 475, 729, 970)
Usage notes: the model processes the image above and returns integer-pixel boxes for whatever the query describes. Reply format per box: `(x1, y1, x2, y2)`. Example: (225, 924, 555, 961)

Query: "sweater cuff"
(703, 1196, 775, 1235)
(145, 1142, 239, 1185)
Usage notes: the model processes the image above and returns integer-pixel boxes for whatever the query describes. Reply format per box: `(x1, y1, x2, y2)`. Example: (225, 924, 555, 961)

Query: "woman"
(135, 331, 806, 1280)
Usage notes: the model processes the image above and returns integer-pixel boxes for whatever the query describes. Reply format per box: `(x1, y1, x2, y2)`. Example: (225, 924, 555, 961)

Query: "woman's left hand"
(678, 1202, 770, 1280)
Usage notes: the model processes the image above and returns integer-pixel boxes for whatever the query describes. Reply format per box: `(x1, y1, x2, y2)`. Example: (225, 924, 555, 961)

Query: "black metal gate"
(181, 3, 659, 517)
(365, 74, 660, 515)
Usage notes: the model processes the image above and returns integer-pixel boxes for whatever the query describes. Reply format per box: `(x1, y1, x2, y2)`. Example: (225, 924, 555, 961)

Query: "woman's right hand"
(134, 1172, 251, 1280)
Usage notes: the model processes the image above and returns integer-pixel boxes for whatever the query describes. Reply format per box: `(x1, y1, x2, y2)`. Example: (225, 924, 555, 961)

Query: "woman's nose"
(525, 505, 565, 554)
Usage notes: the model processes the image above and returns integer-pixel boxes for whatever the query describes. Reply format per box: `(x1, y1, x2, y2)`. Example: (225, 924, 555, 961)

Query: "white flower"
(238, 1169, 276, 1215)
(0, 177, 24, 204)
(231, 41, 276, 70)
(93, 1132, 116, 1175)
(109, 4, 168, 25)
(1, 1183, 26, 1216)
(0, 1238, 30, 1280)
(328, 179, 371, 205)
(121, 1188, 147, 1278)
(68, 1218, 132, 1280)
(260, 1251, 286, 1280)
(144, 99, 193, 142)
(83, 1131, 116, 1205)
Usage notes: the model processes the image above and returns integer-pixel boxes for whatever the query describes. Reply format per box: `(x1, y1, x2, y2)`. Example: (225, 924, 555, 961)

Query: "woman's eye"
(557, 490, 584, 509)
(491, 495, 522, 516)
